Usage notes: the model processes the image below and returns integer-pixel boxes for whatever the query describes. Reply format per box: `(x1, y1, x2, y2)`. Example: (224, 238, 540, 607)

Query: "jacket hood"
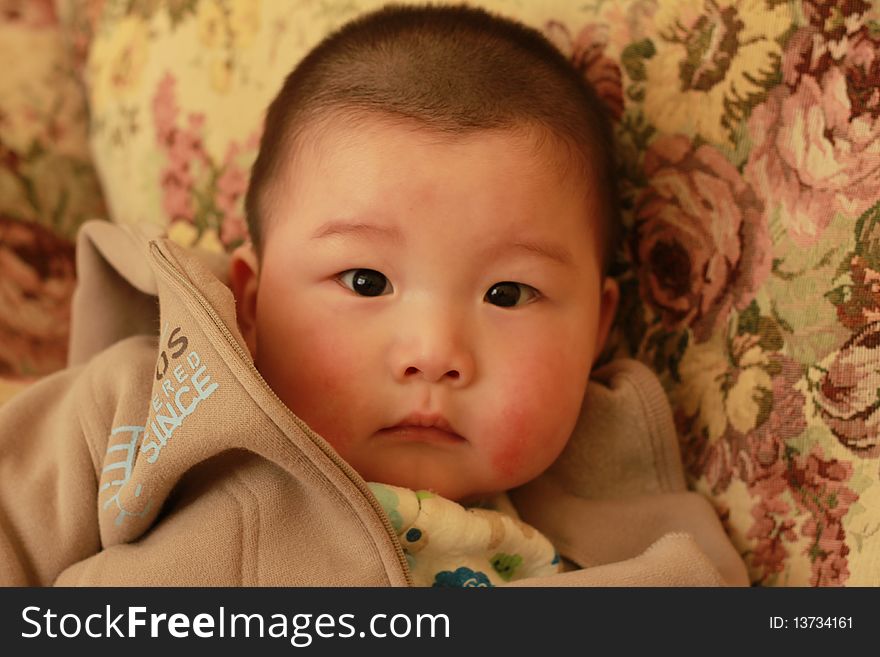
(53, 220, 747, 586)
(68, 221, 411, 584)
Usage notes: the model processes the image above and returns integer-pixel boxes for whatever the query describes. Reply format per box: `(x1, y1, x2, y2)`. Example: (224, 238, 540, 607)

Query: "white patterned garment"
(368, 483, 562, 587)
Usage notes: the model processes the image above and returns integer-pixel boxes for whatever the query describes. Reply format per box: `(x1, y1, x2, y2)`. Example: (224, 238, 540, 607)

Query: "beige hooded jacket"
(0, 221, 748, 587)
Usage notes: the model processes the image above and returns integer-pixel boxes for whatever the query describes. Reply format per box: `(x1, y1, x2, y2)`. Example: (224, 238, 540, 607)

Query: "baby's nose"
(390, 319, 475, 387)
(402, 363, 462, 384)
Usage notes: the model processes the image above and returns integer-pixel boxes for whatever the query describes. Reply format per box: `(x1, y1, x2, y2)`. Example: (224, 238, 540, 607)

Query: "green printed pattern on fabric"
(368, 482, 403, 533)
(491, 553, 523, 582)
(369, 482, 561, 587)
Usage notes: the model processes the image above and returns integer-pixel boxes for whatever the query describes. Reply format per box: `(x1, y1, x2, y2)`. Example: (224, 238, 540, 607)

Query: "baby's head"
(230, 4, 620, 502)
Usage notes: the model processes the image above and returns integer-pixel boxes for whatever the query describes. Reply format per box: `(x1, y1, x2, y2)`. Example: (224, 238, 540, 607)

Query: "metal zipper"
(150, 242, 414, 586)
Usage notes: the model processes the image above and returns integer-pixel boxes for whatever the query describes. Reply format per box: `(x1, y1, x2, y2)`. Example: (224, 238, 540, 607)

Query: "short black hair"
(245, 3, 619, 273)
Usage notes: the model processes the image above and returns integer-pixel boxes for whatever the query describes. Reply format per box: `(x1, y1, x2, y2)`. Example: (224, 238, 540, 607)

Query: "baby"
(227, 4, 619, 583)
(0, 4, 746, 588)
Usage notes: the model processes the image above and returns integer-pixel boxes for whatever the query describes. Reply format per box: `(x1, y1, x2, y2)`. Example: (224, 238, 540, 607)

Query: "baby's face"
(231, 115, 618, 502)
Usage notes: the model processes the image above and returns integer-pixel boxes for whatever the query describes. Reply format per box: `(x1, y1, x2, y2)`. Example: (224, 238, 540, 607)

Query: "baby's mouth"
(378, 413, 466, 444)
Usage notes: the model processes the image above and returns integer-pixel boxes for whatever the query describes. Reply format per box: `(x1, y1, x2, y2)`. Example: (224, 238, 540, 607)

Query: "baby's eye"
(484, 281, 540, 308)
(337, 269, 393, 297)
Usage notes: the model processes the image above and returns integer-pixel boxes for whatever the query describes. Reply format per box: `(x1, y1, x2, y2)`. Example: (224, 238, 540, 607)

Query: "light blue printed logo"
(139, 324, 219, 464)
(99, 325, 219, 527)
(100, 425, 153, 527)
(432, 567, 494, 588)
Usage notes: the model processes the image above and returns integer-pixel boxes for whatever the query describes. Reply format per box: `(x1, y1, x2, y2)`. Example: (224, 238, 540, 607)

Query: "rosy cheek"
(486, 397, 533, 480)
(484, 355, 577, 484)
(262, 317, 364, 447)
(488, 439, 526, 480)
(299, 347, 362, 437)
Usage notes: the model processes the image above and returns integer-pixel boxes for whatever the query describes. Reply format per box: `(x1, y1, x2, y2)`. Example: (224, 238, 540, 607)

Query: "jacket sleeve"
(510, 476, 750, 586)
(0, 365, 101, 585)
(505, 533, 727, 587)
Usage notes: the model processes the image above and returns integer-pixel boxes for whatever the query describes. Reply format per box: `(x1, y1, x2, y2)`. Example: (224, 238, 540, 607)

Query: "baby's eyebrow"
(311, 220, 402, 242)
(311, 219, 572, 266)
(486, 239, 573, 267)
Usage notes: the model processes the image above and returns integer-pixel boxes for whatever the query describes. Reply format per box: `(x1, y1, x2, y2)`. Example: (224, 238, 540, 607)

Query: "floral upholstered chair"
(2, 0, 879, 586)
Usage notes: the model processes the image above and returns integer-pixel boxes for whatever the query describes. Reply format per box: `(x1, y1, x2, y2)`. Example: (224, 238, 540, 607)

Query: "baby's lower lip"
(378, 426, 466, 444)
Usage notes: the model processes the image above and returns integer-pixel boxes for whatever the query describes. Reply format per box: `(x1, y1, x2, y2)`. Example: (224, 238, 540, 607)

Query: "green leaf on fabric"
(737, 300, 760, 335)
(769, 300, 794, 334)
(644, 326, 689, 382)
(765, 212, 854, 364)
(754, 386, 774, 429)
(626, 84, 646, 102)
(615, 277, 647, 355)
(619, 110, 656, 153)
(670, 331, 689, 383)
(771, 257, 795, 281)
(125, 0, 199, 26)
(764, 358, 783, 377)
(823, 286, 846, 308)
(490, 553, 523, 582)
(621, 39, 656, 82)
(757, 317, 784, 352)
(854, 199, 880, 264)
(735, 301, 783, 351)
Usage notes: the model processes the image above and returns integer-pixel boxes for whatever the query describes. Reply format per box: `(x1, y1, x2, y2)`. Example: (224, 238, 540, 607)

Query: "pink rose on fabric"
(0, 217, 75, 378)
(833, 254, 880, 331)
(544, 21, 624, 120)
(216, 142, 250, 247)
(152, 72, 178, 145)
(813, 321, 880, 456)
(742, 361, 807, 583)
(2, 0, 57, 27)
(680, 351, 857, 585)
(746, 26, 880, 247)
(789, 447, 857, 586)
(631, 135, 770, 341)
(152, 73, 210, 224)
(152, 72, 256, 249)
(800, 1, 870, 49)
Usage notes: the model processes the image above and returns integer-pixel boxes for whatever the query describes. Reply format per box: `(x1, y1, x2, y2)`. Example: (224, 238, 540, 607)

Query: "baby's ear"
(594, 276, 620, 361)
(229, 244, 260, 359)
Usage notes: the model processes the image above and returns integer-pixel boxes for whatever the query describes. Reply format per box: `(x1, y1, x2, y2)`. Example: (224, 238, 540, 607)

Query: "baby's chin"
(343, 442, 529, 502)
(375, 474, 468, 502)
(359, 466, 498, 503)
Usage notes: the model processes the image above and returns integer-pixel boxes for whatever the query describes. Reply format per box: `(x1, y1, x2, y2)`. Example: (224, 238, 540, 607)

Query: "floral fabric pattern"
(0, 0, 106, 390)
(368, 482, 561, 587)
(604, 0, 880, 586)
(3, 0, 880, 584)
(0, 216, 76, 378)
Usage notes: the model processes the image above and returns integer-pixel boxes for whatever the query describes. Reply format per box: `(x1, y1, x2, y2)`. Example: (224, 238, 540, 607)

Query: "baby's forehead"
(260, 119, 604, 269)
(281, 110, 598, 198)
